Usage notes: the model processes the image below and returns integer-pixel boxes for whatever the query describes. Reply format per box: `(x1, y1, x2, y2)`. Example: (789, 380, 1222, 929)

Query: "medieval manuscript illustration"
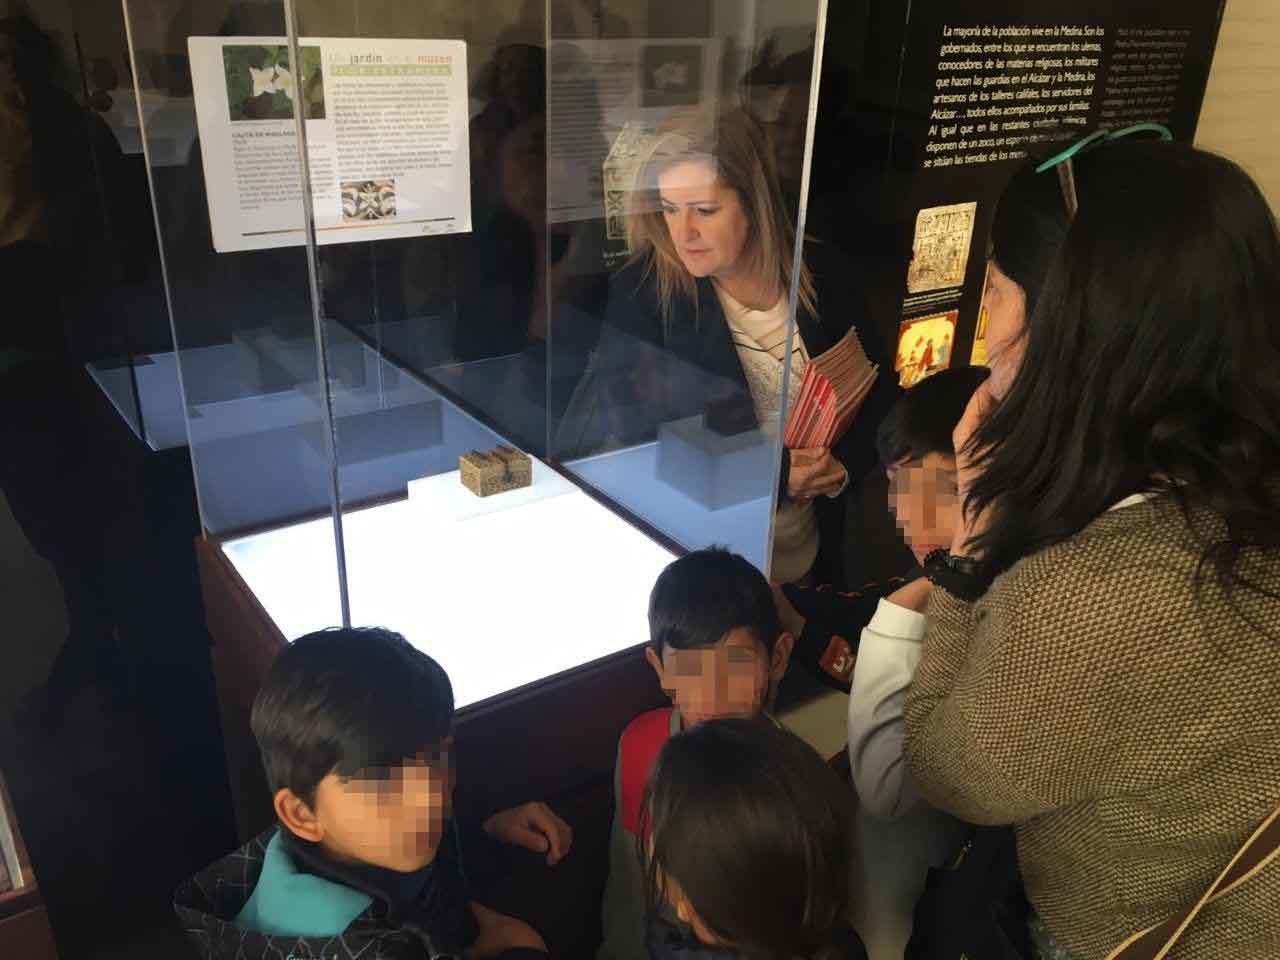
(906, 201, 977, 294)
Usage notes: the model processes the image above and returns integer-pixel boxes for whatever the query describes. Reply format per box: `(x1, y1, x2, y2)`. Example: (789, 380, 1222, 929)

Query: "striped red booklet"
(783, 327, 880, 449)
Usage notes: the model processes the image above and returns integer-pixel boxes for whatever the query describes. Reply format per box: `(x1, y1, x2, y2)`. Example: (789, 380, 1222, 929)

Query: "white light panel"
(221, 462, 674, 708)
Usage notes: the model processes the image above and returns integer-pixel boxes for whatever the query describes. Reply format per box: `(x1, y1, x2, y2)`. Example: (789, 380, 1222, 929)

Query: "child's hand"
(483, 802, 573, 865)
(470, 902, 547, 958)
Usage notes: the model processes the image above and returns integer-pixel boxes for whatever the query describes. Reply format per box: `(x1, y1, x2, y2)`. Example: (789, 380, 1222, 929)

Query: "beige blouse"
(714, 283, 819, 583)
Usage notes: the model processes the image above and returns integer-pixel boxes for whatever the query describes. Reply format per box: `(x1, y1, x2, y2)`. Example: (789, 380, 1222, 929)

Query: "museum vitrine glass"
(123, 0, 1229, 711)
(121, 0, 831, 708)
(1, 0, 183, 450)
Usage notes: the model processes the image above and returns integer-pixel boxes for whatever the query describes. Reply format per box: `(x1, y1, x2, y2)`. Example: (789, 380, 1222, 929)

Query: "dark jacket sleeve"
(831, 329, 899, 487)
(418, 822, 482, 952)
(557, 262, 750, 458)
(783, 243, 902, 584)
(811, 241, 901, 487)
(556, 264, 666, 457)
(783, 572, 920, 691)
(599, 739, 650, 960)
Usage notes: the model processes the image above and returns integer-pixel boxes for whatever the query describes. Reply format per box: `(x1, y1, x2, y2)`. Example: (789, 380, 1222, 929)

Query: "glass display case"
(121, 0, 829, 714)
(0, 0, 183, 451)
(118, 0, 1230, 835)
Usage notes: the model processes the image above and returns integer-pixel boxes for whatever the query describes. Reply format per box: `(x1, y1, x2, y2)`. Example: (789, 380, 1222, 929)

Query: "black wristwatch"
(922, 549, 991, 602)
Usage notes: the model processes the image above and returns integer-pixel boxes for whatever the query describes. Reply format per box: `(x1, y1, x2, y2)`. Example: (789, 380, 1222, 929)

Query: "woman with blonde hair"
(563, 108, 896, 586)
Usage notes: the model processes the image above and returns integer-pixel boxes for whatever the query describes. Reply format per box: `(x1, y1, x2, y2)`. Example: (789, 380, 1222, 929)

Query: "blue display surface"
(655, 415, 776, 512)
(89, 333, 778, 571)
(567, 443, 772, 572)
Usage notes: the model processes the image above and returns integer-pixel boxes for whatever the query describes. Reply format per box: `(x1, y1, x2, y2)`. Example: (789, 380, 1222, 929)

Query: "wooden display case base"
(0, 775, 57, 960)
(0, 905, 58, 960)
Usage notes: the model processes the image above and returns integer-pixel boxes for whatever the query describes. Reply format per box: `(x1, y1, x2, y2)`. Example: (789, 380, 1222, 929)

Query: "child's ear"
(274, 787, 323, 843)
(644, 646, 667, 687)
(771, 633, 795, 682)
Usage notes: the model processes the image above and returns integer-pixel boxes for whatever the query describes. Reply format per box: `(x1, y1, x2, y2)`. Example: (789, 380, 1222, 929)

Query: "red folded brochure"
(784, 327, 880, 450)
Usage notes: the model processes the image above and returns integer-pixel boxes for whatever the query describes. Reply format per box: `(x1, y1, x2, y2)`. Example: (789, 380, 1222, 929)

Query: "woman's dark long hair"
(638, 718, 853, 960)
(968, 142, 1280, 599)
(987, 153, 1071, 315)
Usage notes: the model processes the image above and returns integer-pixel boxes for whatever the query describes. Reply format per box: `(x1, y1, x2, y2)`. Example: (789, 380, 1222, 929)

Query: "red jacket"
(618, 707, 677, 836)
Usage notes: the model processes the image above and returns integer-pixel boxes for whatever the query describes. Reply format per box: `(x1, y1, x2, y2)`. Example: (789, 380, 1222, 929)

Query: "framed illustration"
(895, 310, 958, 388)
(971, 261, 991, 366)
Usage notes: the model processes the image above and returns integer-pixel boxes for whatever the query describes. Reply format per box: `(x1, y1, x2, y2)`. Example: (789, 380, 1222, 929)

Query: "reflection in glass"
(120, 0, 845, 703)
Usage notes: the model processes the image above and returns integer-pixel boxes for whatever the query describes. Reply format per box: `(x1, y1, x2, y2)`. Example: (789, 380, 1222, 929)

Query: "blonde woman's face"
(657, 160, 750, 281)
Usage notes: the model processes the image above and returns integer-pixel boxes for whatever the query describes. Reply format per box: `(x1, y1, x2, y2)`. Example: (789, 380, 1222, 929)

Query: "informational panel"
(860, 0, 1225, 384)
(188, 37, 472, 253)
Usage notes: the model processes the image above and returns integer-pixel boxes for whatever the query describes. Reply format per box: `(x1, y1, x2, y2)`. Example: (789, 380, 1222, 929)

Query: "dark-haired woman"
(904, 141, 1280, 959)
(640, 718, 868, 960)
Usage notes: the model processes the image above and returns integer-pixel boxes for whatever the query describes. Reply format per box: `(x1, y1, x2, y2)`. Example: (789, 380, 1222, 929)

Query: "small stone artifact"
(459, 446, 533, 497)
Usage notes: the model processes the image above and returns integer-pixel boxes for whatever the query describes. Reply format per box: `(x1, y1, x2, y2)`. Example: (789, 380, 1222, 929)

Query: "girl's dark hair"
(968, 142, 1280, 597)
(639, 718, 853, 959)
(876, 365, 991, 465)
(251, 627, 454, 806)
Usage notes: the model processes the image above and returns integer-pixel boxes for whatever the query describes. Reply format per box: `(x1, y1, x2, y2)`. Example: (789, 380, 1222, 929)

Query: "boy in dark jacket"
(598, 548, 794, 960)
(775, 366, 989, 958)
(175, 627, 570, 960)
(775, 366, 992, 694)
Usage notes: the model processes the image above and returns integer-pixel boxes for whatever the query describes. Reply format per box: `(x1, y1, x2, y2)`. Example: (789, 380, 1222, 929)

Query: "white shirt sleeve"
(848, 598, 928, 820)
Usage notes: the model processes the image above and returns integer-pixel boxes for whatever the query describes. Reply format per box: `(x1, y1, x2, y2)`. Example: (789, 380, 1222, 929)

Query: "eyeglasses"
(1035, 123, 1173, 218)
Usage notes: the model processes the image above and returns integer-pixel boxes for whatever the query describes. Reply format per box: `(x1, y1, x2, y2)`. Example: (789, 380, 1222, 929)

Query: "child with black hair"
(175, 627, 571, 960)
(641, 718, 867, 960)
(777, 366, 992, 692)
(598, 548, 795, 960)
(776, 366, 988, 958)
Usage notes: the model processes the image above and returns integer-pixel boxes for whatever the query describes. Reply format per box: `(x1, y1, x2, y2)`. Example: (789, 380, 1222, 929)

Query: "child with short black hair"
(599, 548, 795, 960)
(777, 366, 991, 692)
(176, 626, 570, 960)
(643, 547, 793, 726)
(641, 718, 867, 960)
(778, 366, 988, 958)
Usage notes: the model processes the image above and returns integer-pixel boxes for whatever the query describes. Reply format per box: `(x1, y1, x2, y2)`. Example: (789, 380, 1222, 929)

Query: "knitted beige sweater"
(904, 497, 1280, 959)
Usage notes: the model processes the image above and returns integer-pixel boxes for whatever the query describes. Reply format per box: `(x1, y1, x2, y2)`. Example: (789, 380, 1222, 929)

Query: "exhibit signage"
(861, 0, 1225, 382)
(188, 36, 472, 253)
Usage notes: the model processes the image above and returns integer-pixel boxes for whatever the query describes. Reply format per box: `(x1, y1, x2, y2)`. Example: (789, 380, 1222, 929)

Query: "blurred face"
(982, 260, 1029, 399)
(657, 160, 751, 281)
(645, 627, 791, 726)
(887, 452, 960, 564)
(292, 745, 454, 873)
